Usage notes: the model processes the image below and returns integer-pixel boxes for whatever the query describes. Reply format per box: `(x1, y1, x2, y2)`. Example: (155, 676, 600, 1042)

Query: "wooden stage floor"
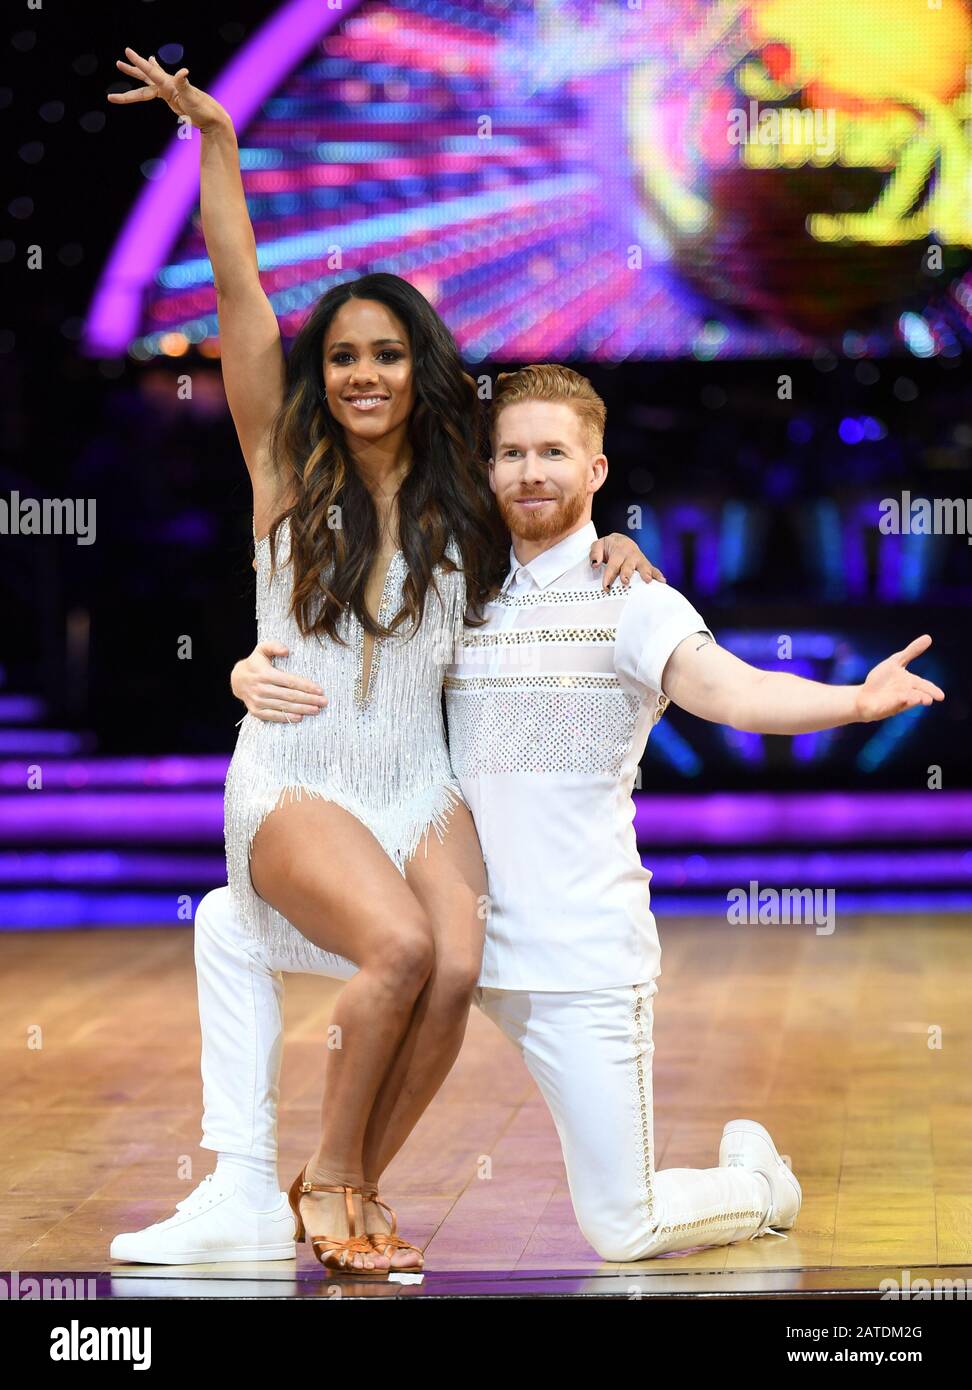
(3, 914, 971, 1295)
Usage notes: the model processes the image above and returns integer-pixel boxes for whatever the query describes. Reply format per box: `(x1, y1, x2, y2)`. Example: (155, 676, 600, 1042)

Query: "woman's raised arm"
(109, 48, 288, 531)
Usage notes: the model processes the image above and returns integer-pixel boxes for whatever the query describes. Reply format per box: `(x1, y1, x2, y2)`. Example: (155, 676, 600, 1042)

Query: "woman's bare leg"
(358, 800, 487, 1266)
(250, 794, 438, 1270)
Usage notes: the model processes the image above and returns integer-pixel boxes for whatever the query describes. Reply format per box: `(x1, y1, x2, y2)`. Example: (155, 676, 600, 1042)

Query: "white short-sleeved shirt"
(445, 520, 713, 991)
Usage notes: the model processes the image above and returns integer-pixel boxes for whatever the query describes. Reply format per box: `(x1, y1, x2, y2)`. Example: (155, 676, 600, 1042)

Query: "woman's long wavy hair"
(263, 273, 508, 644)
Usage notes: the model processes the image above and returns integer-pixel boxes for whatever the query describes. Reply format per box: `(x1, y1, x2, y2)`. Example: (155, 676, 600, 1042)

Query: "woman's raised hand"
(108, 47, 228, 132)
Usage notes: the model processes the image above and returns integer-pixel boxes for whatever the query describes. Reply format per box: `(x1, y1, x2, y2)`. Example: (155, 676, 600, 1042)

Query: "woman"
(110, 49, 657, 1275)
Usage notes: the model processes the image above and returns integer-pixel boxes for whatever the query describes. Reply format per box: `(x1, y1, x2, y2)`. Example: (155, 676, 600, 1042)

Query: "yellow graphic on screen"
(742, 0, 972, 245)
(630, 0, 972, 249)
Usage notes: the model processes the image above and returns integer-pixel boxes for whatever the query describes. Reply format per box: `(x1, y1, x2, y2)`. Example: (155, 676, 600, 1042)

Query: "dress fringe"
(225, 774, 465, 971)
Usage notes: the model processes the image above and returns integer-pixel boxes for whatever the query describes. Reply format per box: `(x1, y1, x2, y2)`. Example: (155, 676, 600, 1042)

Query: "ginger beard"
(493, 478, 590, 543)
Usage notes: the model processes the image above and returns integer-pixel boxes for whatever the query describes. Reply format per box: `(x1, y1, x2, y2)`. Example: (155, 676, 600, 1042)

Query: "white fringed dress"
(223, 516, 467, 970)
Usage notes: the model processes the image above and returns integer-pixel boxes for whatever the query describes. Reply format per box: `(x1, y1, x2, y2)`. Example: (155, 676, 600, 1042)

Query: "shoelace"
(174, 1172, 223, 1215)
(749, 1177, 791, 1241)
(725, 1156, 791, 1241)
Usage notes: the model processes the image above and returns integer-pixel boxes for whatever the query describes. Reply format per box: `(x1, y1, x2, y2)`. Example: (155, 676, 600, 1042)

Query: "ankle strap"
(297, 1168, 361, 1235)
(362, 1191, 398, 1234)
(298, 1160, 365, 1195)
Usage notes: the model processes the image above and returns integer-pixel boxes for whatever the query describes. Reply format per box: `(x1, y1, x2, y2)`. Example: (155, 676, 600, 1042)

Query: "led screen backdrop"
(86, 0, 972, 361)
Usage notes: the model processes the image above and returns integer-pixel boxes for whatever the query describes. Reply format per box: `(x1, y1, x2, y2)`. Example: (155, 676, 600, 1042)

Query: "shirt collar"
(500, 521, 599, 593)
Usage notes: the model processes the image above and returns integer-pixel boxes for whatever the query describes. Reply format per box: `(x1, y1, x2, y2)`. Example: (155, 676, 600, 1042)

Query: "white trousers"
(194, 887, 770, 1261)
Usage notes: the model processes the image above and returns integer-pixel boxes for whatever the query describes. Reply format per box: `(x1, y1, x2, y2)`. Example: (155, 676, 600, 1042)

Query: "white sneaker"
(719, 1118, 802, 1238)
(109, 1171, 297, 1264)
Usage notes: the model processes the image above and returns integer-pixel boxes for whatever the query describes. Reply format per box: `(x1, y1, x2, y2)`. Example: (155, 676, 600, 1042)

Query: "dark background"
(2, 1, 970, 789)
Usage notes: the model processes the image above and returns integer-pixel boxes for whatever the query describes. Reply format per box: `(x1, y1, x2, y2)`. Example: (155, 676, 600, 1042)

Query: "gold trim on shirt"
(460, 626, 618, 647)
(444, 672, 623, 690)
(492, 584, 627, 606)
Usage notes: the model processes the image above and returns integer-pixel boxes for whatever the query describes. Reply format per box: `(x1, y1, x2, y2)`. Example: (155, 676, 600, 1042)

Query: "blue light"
(238, 148, 285, 169)
(856, 703, 925, 772)
(718, 501, 749, 583)
(899, 311, 937, 358)
(792, 731, 821, 762)
(646, 719, 702, 777)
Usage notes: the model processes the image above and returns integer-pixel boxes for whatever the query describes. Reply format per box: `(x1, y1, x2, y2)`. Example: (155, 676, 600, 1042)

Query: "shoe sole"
(721, 1119, 802, 1229)
(109, 1241, 296, 1264)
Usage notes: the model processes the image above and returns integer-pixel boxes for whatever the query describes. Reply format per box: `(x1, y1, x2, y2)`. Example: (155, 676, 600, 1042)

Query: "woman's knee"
(429, 955, 482, 1018)
(366, 914, 436, 990)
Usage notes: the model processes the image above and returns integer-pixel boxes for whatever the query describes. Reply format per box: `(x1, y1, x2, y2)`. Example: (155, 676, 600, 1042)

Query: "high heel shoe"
(362, 1191, 425, 1269)
(287, 1165, 387, 1276)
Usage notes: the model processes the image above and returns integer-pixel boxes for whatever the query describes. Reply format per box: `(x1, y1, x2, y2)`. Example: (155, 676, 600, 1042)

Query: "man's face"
(489, 400, 606, 543)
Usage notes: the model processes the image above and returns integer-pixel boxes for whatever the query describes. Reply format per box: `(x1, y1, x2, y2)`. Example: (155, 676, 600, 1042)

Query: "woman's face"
(322, 298, 415, 445)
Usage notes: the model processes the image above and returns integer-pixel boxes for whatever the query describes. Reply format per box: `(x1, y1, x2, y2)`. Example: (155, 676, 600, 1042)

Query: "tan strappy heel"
(288, 1165, 387, 1276)
(362, 1191, 425, 1269)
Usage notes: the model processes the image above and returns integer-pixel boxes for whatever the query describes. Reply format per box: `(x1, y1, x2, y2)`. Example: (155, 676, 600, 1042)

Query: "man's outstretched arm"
(661, 632, 945, 734)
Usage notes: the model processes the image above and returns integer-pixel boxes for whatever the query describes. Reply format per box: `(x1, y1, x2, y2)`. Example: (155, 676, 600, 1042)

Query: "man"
(111, 364, 943, 1264)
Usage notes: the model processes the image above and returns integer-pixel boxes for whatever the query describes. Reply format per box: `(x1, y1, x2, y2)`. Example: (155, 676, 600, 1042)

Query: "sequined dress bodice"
(223, 516, 467, 966)
(234, 516, 464, 788)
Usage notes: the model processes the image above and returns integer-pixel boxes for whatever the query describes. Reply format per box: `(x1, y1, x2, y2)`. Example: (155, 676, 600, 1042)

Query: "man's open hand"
(855, 635, 945, 723)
